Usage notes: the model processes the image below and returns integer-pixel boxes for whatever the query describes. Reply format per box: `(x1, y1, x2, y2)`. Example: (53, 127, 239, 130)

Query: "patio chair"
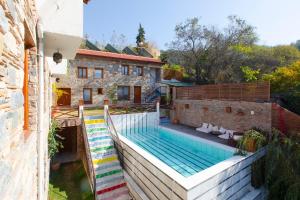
(196, 123, 211, 133)
(218, 130, 234, 140)
(218, 127, 227, 134)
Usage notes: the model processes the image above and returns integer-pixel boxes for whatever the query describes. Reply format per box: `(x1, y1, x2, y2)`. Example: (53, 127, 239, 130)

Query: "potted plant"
(48, 120, 63, 170)
(236, 129, 266, 154)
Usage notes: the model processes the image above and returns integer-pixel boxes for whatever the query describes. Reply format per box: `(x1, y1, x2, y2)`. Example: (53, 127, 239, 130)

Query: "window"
(83, 88, 92, 104)
(94, 68, 103, 79)
(78, 67, 87, 78)
(97, 88, 103, 95)
(118, 86, 130, 100)
(136, 66, 143, 76)
(121, 65, 129, 75)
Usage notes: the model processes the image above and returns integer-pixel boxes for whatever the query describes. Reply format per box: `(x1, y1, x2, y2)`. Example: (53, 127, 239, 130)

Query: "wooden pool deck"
(161, 123, 235, 147)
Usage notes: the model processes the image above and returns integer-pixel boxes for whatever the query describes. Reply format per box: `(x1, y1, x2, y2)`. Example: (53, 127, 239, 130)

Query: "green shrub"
(236, 129, 266, 155)
(48, 120, 63, 159)
(265, 129, 300, 200)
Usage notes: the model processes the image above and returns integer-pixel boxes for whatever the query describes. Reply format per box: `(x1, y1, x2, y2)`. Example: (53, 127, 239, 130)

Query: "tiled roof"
(77, 49, 164, 65)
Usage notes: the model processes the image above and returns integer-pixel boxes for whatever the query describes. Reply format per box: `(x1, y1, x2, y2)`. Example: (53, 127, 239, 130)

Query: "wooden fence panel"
(176, 82, 270, 102)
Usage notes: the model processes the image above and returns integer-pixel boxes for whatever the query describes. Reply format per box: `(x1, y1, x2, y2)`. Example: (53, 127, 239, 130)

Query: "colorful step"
(83, 114, 130, 200)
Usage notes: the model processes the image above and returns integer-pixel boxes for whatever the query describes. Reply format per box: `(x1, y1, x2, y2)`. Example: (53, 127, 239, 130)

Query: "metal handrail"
(144, 86, 161, 103)
(80, 109, 97, 199)
(105, 109, 124, 153)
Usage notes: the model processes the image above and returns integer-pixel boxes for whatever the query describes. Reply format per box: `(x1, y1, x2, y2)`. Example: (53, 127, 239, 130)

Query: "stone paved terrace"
(161, 123, 235, 147)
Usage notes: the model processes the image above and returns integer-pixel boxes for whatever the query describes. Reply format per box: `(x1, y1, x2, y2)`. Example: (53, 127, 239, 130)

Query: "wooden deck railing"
(176, 82, 270, 102)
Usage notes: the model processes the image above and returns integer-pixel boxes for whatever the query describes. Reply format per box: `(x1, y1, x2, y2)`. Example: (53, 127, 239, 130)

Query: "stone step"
(91, 149, 117, 159)
(88, 135, 112, 142)
(84, 115, 104, 120)
(93, 155, 118, 166)
(86, 124, 107, 129)
(87, 127, 108, 134)
(96, 185, 130, 200)
(89, 140, 114, 148)
(85, 119, 105, 124)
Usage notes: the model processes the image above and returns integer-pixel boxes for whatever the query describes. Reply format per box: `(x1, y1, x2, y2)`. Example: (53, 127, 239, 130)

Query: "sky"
(84, 0, 300, 50)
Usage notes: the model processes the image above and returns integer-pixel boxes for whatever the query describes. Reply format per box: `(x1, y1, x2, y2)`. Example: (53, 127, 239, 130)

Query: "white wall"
(37, 0, 83, 59)
(37, 0, 83, 38)
(47, 57, 68, 75)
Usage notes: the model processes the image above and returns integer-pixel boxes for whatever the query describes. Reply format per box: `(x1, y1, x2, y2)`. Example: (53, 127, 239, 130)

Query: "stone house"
(0, 0, 87, 199)
(53, 49, 164, 106)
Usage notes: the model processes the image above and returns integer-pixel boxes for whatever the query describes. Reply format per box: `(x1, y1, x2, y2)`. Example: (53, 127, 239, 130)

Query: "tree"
(136, 23, 146, 47)
(263, 61, 300, 114)
(110, 31, 128, 51)
(263, 61, 300, 93)
(240, 66, 260, 82)
(292, 40, 300, 51)
(168, 16, 257, 84)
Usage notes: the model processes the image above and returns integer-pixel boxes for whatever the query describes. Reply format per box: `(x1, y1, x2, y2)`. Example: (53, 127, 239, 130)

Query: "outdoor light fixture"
(53, 51, 62, 64)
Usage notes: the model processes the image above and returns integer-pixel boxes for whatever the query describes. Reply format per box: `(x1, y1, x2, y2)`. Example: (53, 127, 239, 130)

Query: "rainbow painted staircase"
(83, 115, 130, 200)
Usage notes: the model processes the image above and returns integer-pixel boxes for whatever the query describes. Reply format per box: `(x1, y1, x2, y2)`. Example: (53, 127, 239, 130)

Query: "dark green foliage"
(251, 157, 265, 188)
(136, 23, 146, 47)
(292, 40, 300, 51)
(48, 120, 63, 159)
(265, 129, 300, 200)
(49, 161, 93, 200)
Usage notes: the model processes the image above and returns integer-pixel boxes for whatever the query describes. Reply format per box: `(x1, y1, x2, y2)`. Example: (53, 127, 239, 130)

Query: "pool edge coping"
(117, 125, 254, 191)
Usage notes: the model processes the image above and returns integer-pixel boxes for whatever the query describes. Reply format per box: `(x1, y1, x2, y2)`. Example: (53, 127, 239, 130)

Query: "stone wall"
(172, 99, 272, 132)
(0, 0, 49, 199)
(54, 55, 162, 106)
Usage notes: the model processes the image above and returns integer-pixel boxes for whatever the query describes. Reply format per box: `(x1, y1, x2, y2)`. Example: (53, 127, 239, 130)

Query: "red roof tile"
(77, 49, 164, 65)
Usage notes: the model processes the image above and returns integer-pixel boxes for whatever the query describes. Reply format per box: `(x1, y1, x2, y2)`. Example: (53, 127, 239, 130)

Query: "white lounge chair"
(219, 127, 227, 134)
(218, 130, 234, 140)
(196, 123, 211, 133)
(211, 125, 219, 132)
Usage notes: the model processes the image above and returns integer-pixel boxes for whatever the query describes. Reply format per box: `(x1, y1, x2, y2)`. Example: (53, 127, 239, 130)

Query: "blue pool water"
(121, 127, 234, 177)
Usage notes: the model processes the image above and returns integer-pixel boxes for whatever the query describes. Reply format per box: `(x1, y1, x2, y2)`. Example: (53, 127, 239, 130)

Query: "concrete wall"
(0, 1, 51, 199)
(172, 99, 272, 132)
(54, 56, 162, 106)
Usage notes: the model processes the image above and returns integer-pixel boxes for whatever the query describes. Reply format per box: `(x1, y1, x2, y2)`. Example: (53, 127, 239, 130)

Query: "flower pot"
(104, 99, 109, 105)
(246, 139, 256, 152)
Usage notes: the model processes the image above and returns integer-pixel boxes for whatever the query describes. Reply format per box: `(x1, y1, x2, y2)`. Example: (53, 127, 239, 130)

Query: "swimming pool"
(120, 127, 234, 177)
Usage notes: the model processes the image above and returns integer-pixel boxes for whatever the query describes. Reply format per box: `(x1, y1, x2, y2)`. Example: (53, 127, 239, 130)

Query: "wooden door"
(83, 88, 92, 104)
(57, 88, 71, 106)
(134, 86, 142, 104)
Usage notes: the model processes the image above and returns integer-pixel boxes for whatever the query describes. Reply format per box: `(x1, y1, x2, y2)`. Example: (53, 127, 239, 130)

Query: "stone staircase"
(83, 115, 131, 200)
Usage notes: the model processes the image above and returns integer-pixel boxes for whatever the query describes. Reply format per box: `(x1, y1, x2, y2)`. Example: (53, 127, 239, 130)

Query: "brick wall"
(53, 56, 162, 106)
(172, 99, 272, 132)
(0, 1, 49, 199)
